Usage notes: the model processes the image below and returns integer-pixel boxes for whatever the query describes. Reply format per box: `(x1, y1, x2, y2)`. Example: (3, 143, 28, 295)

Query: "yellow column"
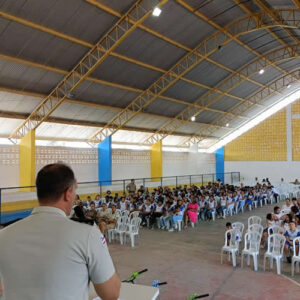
(151, 140, 162, 181)
(19, 130, 35, 191)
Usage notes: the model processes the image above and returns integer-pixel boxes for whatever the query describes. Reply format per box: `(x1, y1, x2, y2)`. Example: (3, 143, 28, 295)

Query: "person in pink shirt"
(184, 197, 199, 228)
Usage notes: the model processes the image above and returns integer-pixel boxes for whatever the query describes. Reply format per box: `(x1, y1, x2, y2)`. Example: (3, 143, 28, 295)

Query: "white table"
(89, 282, 159, 300)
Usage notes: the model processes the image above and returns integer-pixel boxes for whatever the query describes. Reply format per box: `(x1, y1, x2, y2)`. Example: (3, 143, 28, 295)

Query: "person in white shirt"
(282, 198, 292, 214)
(0, 163, 120, 300)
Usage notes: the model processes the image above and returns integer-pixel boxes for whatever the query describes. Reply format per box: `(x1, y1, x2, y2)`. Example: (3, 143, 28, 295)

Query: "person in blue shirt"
(284, 221, 300, 263)
(168, 199, 185, 232)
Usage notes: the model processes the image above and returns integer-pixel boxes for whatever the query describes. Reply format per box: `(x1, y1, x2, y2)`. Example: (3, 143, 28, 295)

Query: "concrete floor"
(105, 203, 300, 300)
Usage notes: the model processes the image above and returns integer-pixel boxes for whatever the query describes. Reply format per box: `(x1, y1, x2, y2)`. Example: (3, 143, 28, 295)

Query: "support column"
(151, 140, 162, 181)
(98, 136, 112, 185)
(215, 146, 224, 183)
(19, 130, 35, 191)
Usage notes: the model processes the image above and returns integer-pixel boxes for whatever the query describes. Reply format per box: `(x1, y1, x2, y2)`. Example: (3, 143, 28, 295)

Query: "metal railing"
(0, 172, 240, 224)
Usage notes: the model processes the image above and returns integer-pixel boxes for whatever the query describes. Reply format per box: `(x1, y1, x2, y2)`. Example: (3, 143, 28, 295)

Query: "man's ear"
(64, 186, 73, 202)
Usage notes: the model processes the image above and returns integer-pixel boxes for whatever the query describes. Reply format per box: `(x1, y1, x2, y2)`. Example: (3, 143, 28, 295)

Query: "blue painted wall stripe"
(1, 210, 32, 224)
(215, 146, 225, 183)
(98, 136, 112, 185)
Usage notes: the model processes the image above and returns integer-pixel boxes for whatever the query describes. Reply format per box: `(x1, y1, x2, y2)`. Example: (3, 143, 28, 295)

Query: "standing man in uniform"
(0, 163, 120, 300)
(126, 179, 136, 195)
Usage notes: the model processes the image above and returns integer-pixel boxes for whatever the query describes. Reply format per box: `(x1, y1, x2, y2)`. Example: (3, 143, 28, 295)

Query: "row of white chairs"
(107, 214, 141, 247)
(221, 215, 300, 276)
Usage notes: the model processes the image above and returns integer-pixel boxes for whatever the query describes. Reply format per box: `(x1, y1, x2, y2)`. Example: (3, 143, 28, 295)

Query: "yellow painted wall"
(225, 110, 287, 161)
(292, 119, 300, 160)
(151, 140, 162, 181)
(19, 130, 35, 191)
(292, 100, 300, 114)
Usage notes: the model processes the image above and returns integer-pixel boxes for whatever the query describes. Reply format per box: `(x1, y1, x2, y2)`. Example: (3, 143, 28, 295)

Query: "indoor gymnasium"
(0, 0, 300, 299)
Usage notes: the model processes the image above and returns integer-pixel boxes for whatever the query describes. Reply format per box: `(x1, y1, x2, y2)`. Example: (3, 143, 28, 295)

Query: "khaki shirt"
(0, 206, 115, 300)
(126, 182, 136, 193)
(98, 209, 111, 219)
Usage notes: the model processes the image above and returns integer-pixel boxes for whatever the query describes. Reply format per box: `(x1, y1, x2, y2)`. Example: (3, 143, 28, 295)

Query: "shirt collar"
(31, 206, 67, 217)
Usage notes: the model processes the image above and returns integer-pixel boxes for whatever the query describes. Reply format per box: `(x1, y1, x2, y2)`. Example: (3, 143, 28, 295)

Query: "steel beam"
(0, 85, 226, 129)
(138, 1, 299, 144)
(182, 69, 300, 146)
(0, 7, 291, 117)
(8, 0, 168, 141)
(0, 52, 249, 119)
(177, 1, 299, 79)
(143, 44, 300, 144)
(1, 110, 197, 138)
(88, 9, 300, 144)
(0, 8, 253, 107)
(255, 0, 299, 44)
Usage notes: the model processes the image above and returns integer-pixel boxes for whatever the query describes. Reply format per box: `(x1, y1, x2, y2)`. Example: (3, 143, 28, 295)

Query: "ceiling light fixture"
(259, 69, 265, 75)
(226, 123, 229, 127)
(207, 89, 300, 153)
(152, 7, 162, 17)
(191, 116, 196, 121)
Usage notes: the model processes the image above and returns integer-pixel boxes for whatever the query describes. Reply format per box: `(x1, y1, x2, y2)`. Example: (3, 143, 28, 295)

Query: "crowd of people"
(71, 178, 280, 234)
(261, 197, 300, 263)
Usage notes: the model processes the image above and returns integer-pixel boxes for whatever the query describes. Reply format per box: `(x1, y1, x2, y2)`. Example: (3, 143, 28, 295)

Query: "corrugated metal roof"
(276, 58, 300, 73)
(93, 0, 137, 14)
(184, 59, 230, 87)
(175, 122, 205, 135)
(196, 110, 222, 124)
(143, 1, 216, 49)
(184, 0, 247, 27)
(238, 29, 283, 54)
(115, 28, 187, 70)
(144, 98, 187, 118)
(0, 117, 24, 135)
(0, 91, 41, 113)
(0, 0, 298, 148)
(209, 41, 256, 71)
(0, 58, 64, 94)
(0, 0, 118, 44)
(208, 96, 240, 112)
(250, 66, 283, 85)
(71, 80, 140, 109)
(229, 81, 260, 99)
(120, 114, 168, 131)
(266, 0, 296, 9)
(162, 79, 207, 103)
(51, 102, 119, 123)
(36, 122, 99, 139)
(0, 17, 88, 70)
(91, 55, 161, 90)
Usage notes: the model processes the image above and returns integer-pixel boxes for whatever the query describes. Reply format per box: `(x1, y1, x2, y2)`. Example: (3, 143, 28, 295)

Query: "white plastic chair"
(268, 225, 284, 235)
(129, 211, 140, 219)
(241, 231, 261, 271)
(248, 216, 262, 228)
(291, 236, 300, 276)
(263, 234, 285, 275)
(248, 224, 264, 238)
(115, 209, 122, 218)
(221, 229, 240, 267)
(109, 216, 128, 244)
(124, 217, 142, 247)
(232, 222, 245, 241)
(121, 210, 130, 218)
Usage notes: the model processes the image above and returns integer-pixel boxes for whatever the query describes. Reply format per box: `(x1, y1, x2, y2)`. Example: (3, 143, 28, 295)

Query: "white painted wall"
(0, 145, 216, 188)
(225, 161, 300, 185)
